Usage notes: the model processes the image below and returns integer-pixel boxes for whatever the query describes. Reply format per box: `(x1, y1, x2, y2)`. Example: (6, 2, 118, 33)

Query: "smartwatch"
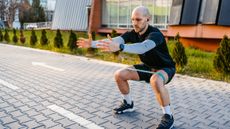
(119, 44, 124, 51)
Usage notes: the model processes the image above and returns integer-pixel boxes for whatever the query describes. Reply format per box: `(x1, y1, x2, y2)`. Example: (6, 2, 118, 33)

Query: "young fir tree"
(67, 30, 77, 51)
(54, 29, 63, 48)
(12, 29, 18, 43)
(111, 29, 120, 58)
(4, 29, 10, 42)
(172, 33, 187, 68)
(213, 35, 230, 74)
(0, 29, 3, 42)
(30, 29, 37, 46)
(20, 30, 26, 44)
(40, 29, 48, 46)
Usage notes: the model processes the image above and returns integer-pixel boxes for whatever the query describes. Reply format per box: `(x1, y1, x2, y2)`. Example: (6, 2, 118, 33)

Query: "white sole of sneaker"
(123, 108, 135, 113)
(169, 124, 174, 129)
(113, 108, 135, 114)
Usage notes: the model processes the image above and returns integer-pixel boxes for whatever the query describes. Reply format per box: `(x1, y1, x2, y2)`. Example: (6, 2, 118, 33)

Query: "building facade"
(51, 0, 91, 30)
(89, 0, 230, 51)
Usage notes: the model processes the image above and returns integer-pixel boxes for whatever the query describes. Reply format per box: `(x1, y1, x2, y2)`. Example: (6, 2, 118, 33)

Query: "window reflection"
(102, 0, 172, 30)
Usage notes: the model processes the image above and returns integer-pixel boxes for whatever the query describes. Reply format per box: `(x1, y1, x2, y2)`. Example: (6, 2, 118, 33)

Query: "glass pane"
(119, 0, 129, 28)
(109, 0, 118, 27)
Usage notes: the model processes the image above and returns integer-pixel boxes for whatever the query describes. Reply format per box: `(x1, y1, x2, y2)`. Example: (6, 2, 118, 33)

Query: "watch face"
(120, 44, 124, 51)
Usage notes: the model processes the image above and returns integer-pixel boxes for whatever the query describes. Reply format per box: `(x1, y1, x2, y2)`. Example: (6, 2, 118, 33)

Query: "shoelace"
(118, 102, 128, 110)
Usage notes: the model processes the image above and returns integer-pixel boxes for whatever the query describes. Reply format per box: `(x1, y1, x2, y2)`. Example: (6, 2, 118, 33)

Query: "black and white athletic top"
(91, 25, 175, 69)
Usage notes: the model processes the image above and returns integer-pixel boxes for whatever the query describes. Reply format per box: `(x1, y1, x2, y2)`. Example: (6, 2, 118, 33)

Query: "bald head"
(132, 6, 151, 17)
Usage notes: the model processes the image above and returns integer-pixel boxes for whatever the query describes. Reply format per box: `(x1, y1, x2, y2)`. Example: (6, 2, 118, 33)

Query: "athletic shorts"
(133, 64, 176, 84)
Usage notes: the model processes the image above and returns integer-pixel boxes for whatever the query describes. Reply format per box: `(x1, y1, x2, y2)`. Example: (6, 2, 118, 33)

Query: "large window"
(102, 0, 172, 30)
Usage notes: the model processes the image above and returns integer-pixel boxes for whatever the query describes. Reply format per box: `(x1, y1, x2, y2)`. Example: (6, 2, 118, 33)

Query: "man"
(77, 6, 175, 129)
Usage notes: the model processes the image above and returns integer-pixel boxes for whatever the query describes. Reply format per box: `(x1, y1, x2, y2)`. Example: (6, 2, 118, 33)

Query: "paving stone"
(93, 111, 110, 119)
(16, 115, 33, 123)
(33, 105, 47, 111)
(25, 109, 40, 117)
(41, 109, 55, 116)
(68, 107, 85, 114)
(0, 110, 8, 118)
(48, 113, 65, 121)
(18, 105, 31, 112)
(11, 101, 24, 107)
(22, 120, 45, 129)
(31, 114, 49, 122)
(56, 118, 75, 127)
(0, 124, 10, 129)
(39, 119, 59, 128)
(5, 121, 27, 129)
(65, 123, 87, 129)
(101, 122, 121, 129)
(10, 110, 24, 117)
(0, 102, 11, 108)
(48, 124, 65, 129)
(0, 116, 17, 125)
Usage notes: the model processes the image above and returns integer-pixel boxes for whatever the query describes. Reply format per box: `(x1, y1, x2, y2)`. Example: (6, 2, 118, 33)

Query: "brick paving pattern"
(0, 43, 229, 129)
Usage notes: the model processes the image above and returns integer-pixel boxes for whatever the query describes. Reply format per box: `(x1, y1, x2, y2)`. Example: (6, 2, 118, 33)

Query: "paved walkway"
(0, 43, 229, 129)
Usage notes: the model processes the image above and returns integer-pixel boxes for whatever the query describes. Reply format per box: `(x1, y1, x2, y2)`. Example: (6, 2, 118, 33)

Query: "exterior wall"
(89, 0, 230, 52)
(52, 0, 91, 31)
(89, 0, 102, 33)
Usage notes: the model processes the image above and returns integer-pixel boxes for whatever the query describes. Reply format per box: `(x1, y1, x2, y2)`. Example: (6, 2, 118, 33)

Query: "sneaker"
(113, 99, 134, 114)
(156, 114, 174, 129)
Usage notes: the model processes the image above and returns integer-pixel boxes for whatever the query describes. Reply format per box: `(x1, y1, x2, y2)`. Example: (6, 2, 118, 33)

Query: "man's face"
(131, 11, 148, 33)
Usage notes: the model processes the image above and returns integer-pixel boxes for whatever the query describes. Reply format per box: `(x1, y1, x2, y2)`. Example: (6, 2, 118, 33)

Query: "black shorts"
(133, 64, 176, 84)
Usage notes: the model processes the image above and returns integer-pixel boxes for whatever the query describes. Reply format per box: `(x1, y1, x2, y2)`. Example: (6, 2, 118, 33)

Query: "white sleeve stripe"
(123, 39, 156, 54)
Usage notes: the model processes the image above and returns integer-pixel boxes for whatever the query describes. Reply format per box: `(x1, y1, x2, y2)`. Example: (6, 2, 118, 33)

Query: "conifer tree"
(12, 29, 18, 43)
(4, 29, 10, 42)
(20, 30, 26, 44)
(67, 30, 77, 51)
(0, 29, 3, 42)
(54, 29, 63, 48)
(172, 33, 187, 68)
(213, 35, 230, 74)
(30, 29, 37, 46)
(40, 29, 48, 46)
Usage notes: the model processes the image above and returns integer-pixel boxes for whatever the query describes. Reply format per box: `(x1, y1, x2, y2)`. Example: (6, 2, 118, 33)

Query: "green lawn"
(2, 29, 229, 82)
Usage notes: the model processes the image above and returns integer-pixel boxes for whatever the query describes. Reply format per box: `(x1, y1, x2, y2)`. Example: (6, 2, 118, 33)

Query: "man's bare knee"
(114, 69, 128, 81)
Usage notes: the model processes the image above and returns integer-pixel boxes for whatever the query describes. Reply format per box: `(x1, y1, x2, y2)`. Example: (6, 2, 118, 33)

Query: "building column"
(88, 0, 102, 33)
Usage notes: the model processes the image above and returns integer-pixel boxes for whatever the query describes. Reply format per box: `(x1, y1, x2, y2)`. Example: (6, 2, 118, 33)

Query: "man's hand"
(76, 33, 92, 48)
(97, 34, 120, 52)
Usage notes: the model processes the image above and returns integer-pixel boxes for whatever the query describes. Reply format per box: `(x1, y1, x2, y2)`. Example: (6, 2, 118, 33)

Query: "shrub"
(4, 29, 10, 42)
(172, 33, 187, 68)
(20, 30, 26, 44)
(40, 29, 48, 46)
(67, 30, 77, 51)
(54, 29, 63, 48)
(30, 29, 37, 46)
(12, 29, 18, 43)
(213, 35, 230, 74)
(0, 29, 3, 41)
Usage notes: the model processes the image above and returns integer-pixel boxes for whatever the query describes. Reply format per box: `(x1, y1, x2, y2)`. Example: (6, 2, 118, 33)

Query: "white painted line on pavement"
(47, 104, 104, 129)
(32, 62, 64, 72)
(0, 79, 19, 90)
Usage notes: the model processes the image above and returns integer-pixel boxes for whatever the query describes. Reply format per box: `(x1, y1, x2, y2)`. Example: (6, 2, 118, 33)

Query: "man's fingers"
(107, 34, 112, 41)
